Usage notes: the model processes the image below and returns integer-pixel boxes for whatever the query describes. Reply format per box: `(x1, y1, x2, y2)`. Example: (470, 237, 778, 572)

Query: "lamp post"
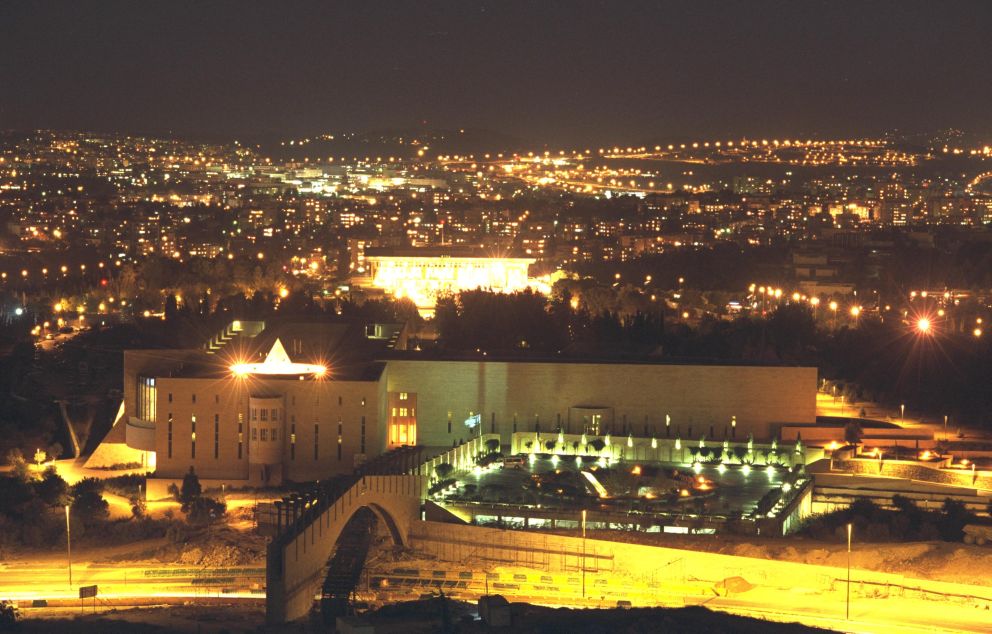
(581, 509, 587, 600)
(65, 504, 72, 588)
(846, 523, 852, 620)
(900, 403, 905, 424)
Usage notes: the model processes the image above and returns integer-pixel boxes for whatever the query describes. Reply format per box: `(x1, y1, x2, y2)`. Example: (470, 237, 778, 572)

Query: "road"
(0, 559, 264, 602)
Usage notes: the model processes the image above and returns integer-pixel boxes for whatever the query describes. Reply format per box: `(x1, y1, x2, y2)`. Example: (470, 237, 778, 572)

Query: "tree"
(35, 466, 69, 506)
(71, 478, 109, 525)
(843, 420, 863, 445)
(5, 449, 30, 482)
(588, 438, 606, 452)
(434, 463, 454, 480)
(179, 467, 202, 512)
(47, 442, 63, 462)
(485, 438, 501, 454)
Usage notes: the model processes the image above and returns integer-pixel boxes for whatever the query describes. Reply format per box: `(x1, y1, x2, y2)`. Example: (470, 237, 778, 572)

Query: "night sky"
(2, 1, 990, 144)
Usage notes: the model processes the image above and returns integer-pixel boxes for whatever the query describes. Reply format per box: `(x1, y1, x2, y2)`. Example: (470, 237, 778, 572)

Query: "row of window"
(167, 414, 366, 462)
(251, 427, 279, 442)
(251, 408, 279, 422)
(162, 393, 368, 407)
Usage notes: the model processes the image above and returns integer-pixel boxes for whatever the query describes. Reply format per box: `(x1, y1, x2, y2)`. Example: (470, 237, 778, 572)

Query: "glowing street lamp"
(916, 317, 931, 334)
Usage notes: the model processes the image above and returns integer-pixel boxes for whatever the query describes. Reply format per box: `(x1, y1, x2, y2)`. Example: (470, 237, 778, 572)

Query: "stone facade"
(385, 360, 817, 447)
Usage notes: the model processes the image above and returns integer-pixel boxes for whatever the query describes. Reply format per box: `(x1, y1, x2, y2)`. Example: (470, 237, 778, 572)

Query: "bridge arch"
(365, 501, 405, 547)
(266, 475, 425, 624)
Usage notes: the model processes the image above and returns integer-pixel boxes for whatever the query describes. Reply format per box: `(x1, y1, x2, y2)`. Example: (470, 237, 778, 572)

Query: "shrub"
(428, 478, 457, 496)
(0, 599, 18, 630)
(103, 473, 146, 498)
(485, 439, 501, 453)
(434, 463, 454, 480)
(185, 496, 226, 526)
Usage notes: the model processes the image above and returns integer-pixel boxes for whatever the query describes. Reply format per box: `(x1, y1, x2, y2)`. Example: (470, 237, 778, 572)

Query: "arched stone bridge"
(265, 474, 426, 623)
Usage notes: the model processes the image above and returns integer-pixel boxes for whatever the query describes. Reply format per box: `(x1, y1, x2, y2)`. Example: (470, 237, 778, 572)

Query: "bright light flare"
(916, 317, 932, 334)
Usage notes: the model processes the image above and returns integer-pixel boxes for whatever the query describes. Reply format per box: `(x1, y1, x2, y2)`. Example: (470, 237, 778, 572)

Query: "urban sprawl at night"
(1, 2, 992, 633)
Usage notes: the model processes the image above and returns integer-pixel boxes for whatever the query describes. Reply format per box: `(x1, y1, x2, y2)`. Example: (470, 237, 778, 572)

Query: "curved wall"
(125, 417, 156, 451)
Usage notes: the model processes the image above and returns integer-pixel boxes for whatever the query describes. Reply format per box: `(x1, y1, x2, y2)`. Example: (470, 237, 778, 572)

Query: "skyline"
(2, 1, 992, 144)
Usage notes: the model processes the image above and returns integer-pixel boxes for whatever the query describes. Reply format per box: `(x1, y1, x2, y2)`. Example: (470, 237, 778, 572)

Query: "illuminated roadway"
(0, 560, 264, 603)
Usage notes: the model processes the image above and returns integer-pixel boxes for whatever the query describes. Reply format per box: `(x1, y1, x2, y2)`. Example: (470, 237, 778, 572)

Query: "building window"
(337, 420, 343, 436)
(290, 424, 296, 460)
(191, 415, 196, 459)
(214, 416, 219, 459)
(237, 418, 243, 459)
(338, 396, 343, 406)
(361, 397, 366, 407)
(271, 429, 277, 442)
(137, 376, 157, 422)
(215, 394, 219, 404)
(314, 424, 319, 460)
(167, 415, 173, 459)
(261, 428, 268, 441)
(168, 393, 173, 403)
(271, 409, 278, 421)
(361, 416, 366, 453)
(251, 408, 257, 421)
(337, 436, 342, 460)
(260, 409, 267, 421)
(192, 394, 196, 404)
(400, 392, 408, 401)
(252, 428, 257, 441)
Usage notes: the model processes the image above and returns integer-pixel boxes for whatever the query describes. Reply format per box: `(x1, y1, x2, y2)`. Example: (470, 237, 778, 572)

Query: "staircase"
(204, 319, 265, 355)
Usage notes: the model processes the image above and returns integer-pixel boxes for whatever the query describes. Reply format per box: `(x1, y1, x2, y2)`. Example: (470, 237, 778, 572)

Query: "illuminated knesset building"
(364, 247, 543, 314)
(90, 320, 816, 495)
